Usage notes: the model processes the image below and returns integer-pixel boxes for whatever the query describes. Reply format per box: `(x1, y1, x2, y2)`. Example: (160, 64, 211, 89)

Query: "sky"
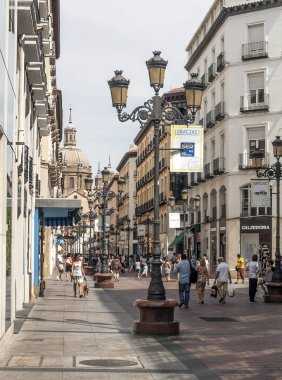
(57, 0, 214, 174)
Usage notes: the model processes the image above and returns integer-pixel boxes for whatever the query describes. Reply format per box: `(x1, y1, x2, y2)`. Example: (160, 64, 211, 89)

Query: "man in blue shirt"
(175, 253, 191, 308)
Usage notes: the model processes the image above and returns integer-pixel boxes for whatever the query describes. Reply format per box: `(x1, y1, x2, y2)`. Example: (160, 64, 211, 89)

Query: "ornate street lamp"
(108, 51, 204, 334)
(251, 136, 282, 302)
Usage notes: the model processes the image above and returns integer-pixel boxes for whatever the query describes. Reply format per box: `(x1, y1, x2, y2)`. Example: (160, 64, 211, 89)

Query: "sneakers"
(56, 276, 60, 281)
(178, 301, 184, 308)
(185, 305, 189, 308)
(219, 298, 226, 304)
(79, 294, 83, 298)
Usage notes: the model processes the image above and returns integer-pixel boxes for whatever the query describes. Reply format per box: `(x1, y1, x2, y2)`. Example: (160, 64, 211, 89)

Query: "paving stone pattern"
(0, 273, 281, 380)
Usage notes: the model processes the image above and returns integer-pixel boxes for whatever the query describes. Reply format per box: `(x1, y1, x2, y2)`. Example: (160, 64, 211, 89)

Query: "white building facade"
(0, 0, 63, 341)
(184, 0, 282, 273)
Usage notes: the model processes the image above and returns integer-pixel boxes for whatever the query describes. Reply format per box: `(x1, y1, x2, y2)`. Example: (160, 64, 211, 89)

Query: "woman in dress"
(196, 258, 209, 304)
(257, 259, 274, 295)
(72, 254, 85, 298)
(163, 258, 171, 282)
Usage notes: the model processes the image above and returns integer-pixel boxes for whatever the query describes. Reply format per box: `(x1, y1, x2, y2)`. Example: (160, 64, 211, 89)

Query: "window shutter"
(248, 24, 264, 43)
(247, 127, 265, 140)
(248, 73, 264, 90)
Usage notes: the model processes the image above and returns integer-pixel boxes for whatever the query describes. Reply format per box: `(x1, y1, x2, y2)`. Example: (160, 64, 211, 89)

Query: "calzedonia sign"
(240, 217, 271, 233)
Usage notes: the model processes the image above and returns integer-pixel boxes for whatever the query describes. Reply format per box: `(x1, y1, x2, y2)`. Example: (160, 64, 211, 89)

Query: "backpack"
(189, 260, 198, 284)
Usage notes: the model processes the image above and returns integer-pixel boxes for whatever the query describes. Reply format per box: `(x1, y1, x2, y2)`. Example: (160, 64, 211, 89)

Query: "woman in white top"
(72, 254, 85, 298)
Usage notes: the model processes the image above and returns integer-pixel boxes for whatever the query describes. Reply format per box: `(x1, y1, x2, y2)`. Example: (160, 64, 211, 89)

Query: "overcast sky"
(57, 0, 214, 174)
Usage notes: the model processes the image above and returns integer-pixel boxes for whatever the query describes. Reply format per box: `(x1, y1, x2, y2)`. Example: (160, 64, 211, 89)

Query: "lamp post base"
(133, 299, 179, 335)
(264, 282, 282, 303)
(94, 273, 114, 288)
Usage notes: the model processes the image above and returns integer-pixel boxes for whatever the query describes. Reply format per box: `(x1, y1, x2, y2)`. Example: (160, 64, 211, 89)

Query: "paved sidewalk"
(0, 273, 281, 380)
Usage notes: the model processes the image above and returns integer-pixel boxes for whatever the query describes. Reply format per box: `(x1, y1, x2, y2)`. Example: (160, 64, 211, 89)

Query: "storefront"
(240, 216, 272, 264)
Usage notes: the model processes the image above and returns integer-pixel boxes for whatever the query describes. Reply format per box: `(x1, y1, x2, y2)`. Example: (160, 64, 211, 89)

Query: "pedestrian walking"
(72, 254, 85, 298)
(163, 258, 171, 282)
(214, 257, 232, 304)
(135, 256, 141, 279)
(128, 255, 135, 272)
(139, 263, 148, 279)
(176, 253, 191, 308)
(171, 252, 177, 271)
(111, 256, 121, 281)
(246, 254, 259, 303)
(65, 253, 72, 281)
(196, 258, 209, 303)
(56, 252, 64, 281)
(203, 254, 209, 273)
(235, 253, 245, 284)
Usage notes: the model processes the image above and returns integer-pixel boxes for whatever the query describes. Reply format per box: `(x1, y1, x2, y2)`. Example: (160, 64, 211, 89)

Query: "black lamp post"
(108, 51, 204, 334)
(93, 168, 125, 274)
(251, 136, 282, 295)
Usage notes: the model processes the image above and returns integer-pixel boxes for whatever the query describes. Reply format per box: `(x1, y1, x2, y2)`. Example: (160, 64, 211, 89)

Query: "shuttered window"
(248, 24, 264, 43)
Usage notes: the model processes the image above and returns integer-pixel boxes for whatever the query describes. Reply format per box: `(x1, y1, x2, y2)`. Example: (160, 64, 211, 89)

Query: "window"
(249, 73, 264, 105)
(248, 127, 265, 157)
(241, 185, 270, 216)
(248, 24, 264, 44)
(70, 177, 74, 189)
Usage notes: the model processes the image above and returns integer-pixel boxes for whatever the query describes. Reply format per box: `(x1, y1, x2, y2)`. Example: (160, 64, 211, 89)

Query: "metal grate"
(199, 316, 237, 322)
(79, 359, 138, 367)
(21, 338, 44, 342)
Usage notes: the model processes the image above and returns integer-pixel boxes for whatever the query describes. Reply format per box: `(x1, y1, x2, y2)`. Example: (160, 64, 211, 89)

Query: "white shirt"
(247, 261, 259, 278)
(217, 262, 229, 282)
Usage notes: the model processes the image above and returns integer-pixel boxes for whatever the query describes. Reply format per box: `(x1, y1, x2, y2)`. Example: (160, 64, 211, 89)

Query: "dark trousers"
(249, 278, 258, 301)
(178, 283, 191, 306)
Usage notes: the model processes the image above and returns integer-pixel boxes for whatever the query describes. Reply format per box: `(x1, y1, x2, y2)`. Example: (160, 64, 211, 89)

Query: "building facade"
(184, 0, 282, 273)
(0, 0, 63, 340)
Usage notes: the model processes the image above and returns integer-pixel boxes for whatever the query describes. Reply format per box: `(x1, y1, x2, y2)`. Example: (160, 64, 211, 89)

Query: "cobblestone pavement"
(0, 272, 281, 380)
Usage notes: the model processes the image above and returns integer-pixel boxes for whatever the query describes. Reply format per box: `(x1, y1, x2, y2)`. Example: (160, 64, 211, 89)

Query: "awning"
(168, 227, 190, 251)
(35, 198, 81, 226)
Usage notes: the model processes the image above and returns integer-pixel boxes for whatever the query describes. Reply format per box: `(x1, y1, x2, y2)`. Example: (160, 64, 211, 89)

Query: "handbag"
(189, 260, 198, 284)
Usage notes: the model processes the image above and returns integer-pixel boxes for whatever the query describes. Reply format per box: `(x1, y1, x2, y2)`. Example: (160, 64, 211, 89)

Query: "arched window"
(70, 177, 74, 189)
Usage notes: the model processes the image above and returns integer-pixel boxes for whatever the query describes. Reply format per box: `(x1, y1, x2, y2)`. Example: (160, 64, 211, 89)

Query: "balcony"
(26, 62, 44, 85)
(239, 152, 269, 170)
(213, 157, 225, 175)
(242, 41, 268, 60)
(201, 73, 208, 86)
(35, 99, 48, 116)
(18, 0, 39, 35)
(240, 93, 269, 112)
(208, 63, 216, 82)
(199, 118, 206, 128)
(215, 102, 225, 121)
(206, 110, 215, 128)
(22, 35, 41, 63)
(197, 172, 205, 183)
(217, 52, 225, 72)
(204, 162, 214, 179)
(39, 0, 48, 19)
(190, 172, 198, 186)
(31, 84, 46, 101)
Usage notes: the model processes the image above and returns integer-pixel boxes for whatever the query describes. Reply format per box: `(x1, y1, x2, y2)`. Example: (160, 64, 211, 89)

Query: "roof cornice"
(185, 0, 282, 72)
(116, 150, 137, 172)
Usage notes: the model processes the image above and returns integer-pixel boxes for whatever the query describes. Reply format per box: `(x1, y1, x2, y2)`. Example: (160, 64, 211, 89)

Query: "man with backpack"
(175, 253, 193, 308)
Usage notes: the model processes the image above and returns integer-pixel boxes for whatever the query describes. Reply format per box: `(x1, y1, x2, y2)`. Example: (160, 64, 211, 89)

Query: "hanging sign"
(170, 125, 204, 172)
(137, 224, 145, 237)
(169, 213, 180, 229)
(251, 179, 270, 207)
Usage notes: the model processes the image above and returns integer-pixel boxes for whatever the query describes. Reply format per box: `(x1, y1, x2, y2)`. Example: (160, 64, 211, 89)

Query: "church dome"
(60, 108, 90, 168)
(61, 147, 89, 167)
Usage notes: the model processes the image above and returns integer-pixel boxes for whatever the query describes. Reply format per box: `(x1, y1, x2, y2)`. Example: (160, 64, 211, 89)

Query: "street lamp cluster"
(108, 51, 204, 334)
(251, 136, 282, 301)
(84, 168, 126, 280)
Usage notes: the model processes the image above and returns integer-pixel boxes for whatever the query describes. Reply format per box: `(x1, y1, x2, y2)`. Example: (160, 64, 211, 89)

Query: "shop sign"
(240, 217, 271, 233)
(251, 180, 270, 207)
